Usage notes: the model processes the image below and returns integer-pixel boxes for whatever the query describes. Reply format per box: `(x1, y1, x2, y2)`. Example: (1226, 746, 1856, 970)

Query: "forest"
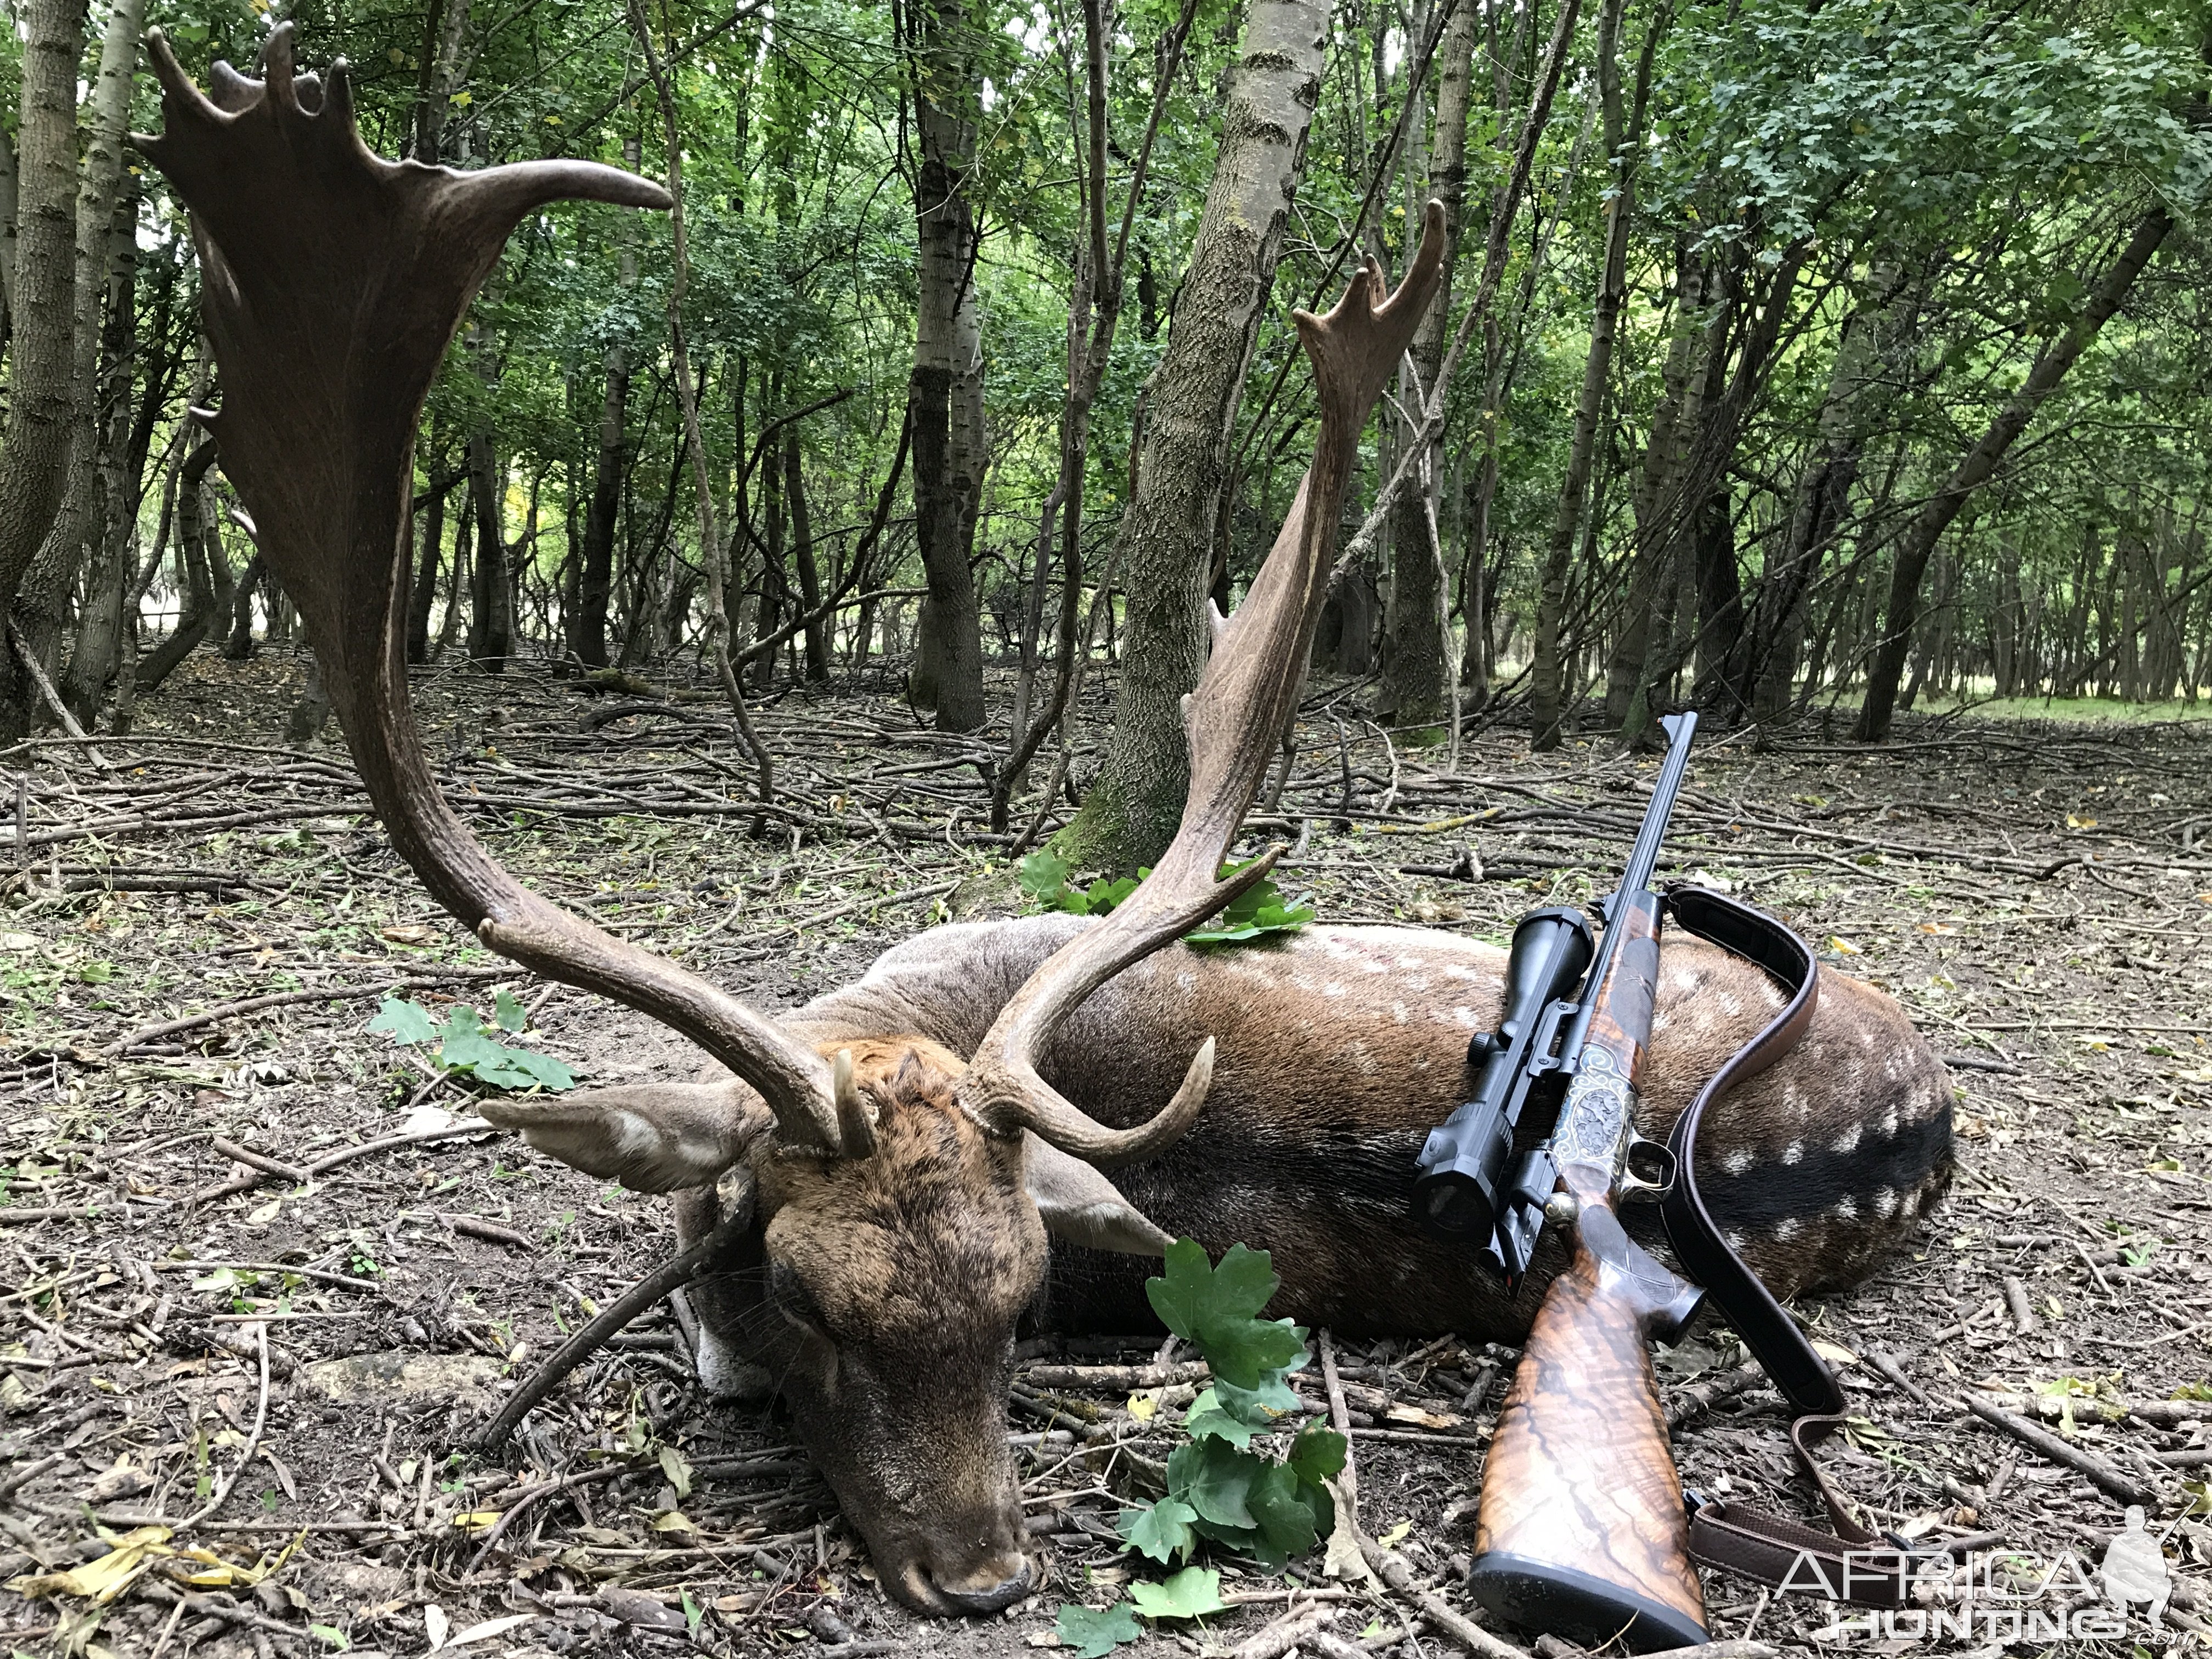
(0, 0, 2208, 839)
(4, 0, 2212, 1655)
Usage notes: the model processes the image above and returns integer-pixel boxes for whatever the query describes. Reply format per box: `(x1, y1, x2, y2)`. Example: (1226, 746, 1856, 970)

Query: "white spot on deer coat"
(1774, 1216, 1800, 1241)
(1781, 1141, 1804, 1166)
(1724, 1148, 1754, 1176)
(1831, 1124, 1862, 1156)
(1324, 983, 1347, 998)
(1833, 1195, 1859, 1221)
(1875, 1187, 1899, 1217)
(1392, 1003, 1410, 1024)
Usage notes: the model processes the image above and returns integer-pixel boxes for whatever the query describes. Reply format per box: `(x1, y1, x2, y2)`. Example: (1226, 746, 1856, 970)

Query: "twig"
(148, 1259, 383, 1293)
(188, 1121, 494, 1205)
(1664, 1364, 1763, 1430)
(475, 1189, 754, 1450)
(174, 1321, 270, 1528)
(1227, 1602, 1338, 1659)
(1358, 1531, 1531, 1659)
(0, 1452, 65, 1502)
(464, 1455, 659, 1573)
(8, 620, 96, 753)
(111, 964, 512, 1051)
(1873, 1348, 2153, 1506)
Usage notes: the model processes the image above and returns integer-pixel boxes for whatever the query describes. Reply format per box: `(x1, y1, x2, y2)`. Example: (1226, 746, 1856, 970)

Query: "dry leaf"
(448, 1613, 539, 1649)
(9, 1527, 172, 1604)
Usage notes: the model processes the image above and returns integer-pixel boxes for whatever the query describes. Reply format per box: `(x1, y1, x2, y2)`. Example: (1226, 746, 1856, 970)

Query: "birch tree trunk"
(1054, 0, 1329, 871)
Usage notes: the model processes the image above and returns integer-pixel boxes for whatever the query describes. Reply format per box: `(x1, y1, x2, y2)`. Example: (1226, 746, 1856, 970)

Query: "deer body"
(775, 915, 1954, 1333)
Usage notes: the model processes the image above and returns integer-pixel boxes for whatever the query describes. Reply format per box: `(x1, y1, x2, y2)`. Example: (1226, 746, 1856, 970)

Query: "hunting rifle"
(1413, 718, 1918, 1645)
(1414, 713, 1712, 1650)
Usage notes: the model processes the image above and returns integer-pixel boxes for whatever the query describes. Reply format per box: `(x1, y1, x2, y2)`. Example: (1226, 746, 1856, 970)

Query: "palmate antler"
(133, 27, 851, 1151)
(956, 203, 1449, 1165)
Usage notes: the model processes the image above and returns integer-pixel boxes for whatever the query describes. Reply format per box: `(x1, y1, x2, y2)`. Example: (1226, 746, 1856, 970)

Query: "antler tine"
(134, 30, 846, 1154)
(958, 202, 1450, 1169)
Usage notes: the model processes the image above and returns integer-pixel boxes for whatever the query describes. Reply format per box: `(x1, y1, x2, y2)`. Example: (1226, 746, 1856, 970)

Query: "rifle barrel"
(1618, 712, 1699, 898)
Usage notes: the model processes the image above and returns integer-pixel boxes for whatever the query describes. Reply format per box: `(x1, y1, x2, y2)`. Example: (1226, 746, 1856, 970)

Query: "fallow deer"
(139, 30, 1954, 1618)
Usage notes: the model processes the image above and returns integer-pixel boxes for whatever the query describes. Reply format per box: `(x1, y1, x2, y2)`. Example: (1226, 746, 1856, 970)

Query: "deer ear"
(1023, 1134, 1173, 1257)
(478, 1082, 769, 1193)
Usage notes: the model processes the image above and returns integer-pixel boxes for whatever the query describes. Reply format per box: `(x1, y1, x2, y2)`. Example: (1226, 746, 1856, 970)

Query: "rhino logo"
(2101, 1505, 2171, 1630)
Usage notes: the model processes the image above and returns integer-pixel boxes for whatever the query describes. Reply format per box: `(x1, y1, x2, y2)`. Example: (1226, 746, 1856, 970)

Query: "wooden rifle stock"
(1469, 892, 1709, 1651)
(1470, 1184, 1707, 1650)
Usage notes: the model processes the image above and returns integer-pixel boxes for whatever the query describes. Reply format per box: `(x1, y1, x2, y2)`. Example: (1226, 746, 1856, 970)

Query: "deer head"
(136, 29, 1445, 1612)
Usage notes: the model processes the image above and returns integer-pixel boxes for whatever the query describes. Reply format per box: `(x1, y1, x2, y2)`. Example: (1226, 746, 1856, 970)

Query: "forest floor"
(3, 649, 2211, 1659)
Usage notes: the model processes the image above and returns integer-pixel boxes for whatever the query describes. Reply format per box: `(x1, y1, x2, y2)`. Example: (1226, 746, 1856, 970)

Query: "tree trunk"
(569, 137, 639, 668)
(59, 171, 144, 726)
(1749, 286, 1882, 729)
(413, 0, 471, 163)
(0, 123, 18, 339)
(750, 404, 786, 693)
(286, 654, 333, 746)
(408, 454, 450, 664)
(905, 0, 988, 732)
(0, 0, 92, 737)
(1531, 0, 1632, 750)
(466, 431, 511, 669)
(1856, 205, 2172, 740)
(1379, 0, 1481, 729)
(786, 430, 829, 682)
(227, 550, 264, 659)
(136, 439, 223, 695)
(1053, 0, 1329, 871)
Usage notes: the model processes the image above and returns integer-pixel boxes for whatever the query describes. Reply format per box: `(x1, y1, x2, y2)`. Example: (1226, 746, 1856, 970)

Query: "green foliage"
(1054, 1600, 1143, 1656)
(368, 997, 575, 1092)
(1118, 1238, 1344, 1576)
(1126, 1565, 1230, 1621)
(1015, 855, 1313, 944)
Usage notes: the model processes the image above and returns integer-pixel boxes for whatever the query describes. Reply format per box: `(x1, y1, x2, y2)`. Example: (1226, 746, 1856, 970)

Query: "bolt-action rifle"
(1413, 712, 1711, 1651)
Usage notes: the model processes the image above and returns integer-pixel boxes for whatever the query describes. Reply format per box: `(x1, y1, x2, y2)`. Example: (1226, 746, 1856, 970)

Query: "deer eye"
(769, 1261, 829, 1336)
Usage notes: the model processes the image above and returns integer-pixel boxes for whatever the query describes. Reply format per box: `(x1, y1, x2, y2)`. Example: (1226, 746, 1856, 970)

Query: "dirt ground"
(3, 649, 2210, 1659)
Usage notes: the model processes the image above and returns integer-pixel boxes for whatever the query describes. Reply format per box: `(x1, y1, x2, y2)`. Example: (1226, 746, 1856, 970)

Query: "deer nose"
(930, 1553, 1032, 1615)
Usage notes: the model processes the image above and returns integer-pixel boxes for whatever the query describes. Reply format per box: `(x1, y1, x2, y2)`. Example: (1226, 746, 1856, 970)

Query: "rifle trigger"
(1620, 1133, 1679, 1200)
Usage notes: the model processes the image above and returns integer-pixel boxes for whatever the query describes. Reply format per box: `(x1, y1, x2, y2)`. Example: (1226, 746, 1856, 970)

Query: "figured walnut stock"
(956, 203, 1449, 1166)
(1471, 1194, 1708, 1651)
(132, 25, 845, 1150)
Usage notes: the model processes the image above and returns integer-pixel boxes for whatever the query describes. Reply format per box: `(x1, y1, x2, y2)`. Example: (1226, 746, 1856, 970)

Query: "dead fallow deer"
(139, 29, 1954, 1617)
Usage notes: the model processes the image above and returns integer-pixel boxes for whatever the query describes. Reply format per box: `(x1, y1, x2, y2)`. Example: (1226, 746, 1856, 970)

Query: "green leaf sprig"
(368, 992, 575, 1092)
(1015, 854, 1313, 943)
(1119, 1239, 1345, 1571)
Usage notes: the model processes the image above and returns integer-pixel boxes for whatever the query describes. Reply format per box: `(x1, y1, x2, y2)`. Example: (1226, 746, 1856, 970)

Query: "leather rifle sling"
(1657, 885, 1915, 1611)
